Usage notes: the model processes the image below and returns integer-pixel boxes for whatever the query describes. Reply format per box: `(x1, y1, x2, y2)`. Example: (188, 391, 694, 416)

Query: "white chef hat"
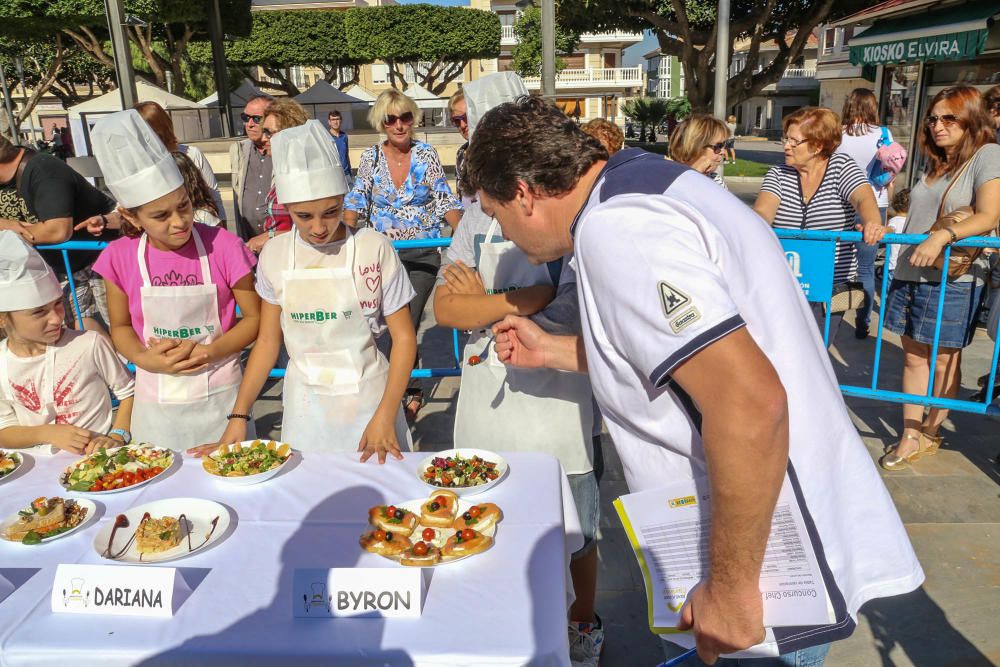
(465, 72, 529, 138)
(91, 109, 184, 209)
(271, 120, 348, 205)
(0, 231, 62, 311)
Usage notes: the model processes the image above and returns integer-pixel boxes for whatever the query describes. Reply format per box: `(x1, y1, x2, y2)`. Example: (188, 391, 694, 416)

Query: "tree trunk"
(16, 40, 67, 126)
(242, 66, 298, 96)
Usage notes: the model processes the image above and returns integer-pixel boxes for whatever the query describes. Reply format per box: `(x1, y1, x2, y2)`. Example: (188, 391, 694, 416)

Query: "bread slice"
(399, 542, 442, 567)
(359, 530, 412, 558)
(452, 503, 503, 533)
(441, 530, 493, 561)
(4, 498, 66, 541)
(420, 491, 459, 528)
(368, 505, 418, 535)
(136, 516, 182, 554)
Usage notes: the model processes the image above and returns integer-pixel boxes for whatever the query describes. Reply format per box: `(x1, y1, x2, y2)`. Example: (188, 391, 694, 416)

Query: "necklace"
(386, 142, 411, 168)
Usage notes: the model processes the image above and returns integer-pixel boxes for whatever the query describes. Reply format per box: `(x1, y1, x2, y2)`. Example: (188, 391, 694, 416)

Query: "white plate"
(415, 448, 508, 497)
(93, 497, 231, 564)
(0, 451, 24, 485)
(365, 496, 500, 567)
(201, 440, 294, 486)
(60, 445, 175, 496)
(1, 498, 97, 544)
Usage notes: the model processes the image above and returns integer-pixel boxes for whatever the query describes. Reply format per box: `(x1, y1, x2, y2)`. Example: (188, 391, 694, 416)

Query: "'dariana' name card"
(51, 564, 175, 618)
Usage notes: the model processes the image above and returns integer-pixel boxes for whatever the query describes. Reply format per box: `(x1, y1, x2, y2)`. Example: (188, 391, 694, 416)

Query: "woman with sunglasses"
(863, 86, 1000, 471)
(753, 107, 881, 341)
(668, 114, 730, 189)
(344, 89, 463, 421)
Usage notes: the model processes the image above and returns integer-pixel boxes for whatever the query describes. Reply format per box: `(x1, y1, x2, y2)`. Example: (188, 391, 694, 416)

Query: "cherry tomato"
(422, 528, 436, 541)
(90, 483, 102, 492)
(468, 506, 482, 518)
(101, 474, 114, 485)
(412, 542, 428, 556)
(468, 355, 482, 366)
(434, 495, 449, 506)
(373, 530, 387, 541)
(123, 472, 136, 485)
(461, 528, 476, 541)
(387, 505, 397, 516)
(150, 466, 163, 476)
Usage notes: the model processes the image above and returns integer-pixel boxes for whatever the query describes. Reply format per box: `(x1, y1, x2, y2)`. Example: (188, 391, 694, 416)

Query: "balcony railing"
(501, 25, 641, 46)
(782, 68, 816, 78)
(501, 25, 515, 44)
(522, 66, 643, 89)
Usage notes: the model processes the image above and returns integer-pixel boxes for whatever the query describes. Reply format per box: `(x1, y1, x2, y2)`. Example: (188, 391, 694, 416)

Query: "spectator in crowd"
(867, 86, 1000, 470)
(448, 89, 470, 198)
(172, 152, 223, 227)
(837, 88, 894, 339)
(344, 89, 463, 421)
(985, 84, 1000, 142)
(581, 118, 624, 156)
(249, 98, 310, 254)
(753, 107, 881, 341)
(136, 101, 227, 228)
(327, 110, 353, 187)
(885, 187, 910, 280)
(725, 114, 738, 164)
(230, 94, 274, 245)
(0, 132, 118, 332)
(669, 114, 730, 189)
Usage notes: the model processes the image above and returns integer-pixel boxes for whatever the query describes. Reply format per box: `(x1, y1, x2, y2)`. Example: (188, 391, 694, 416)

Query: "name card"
(51, 564, 175, 618)
(293, 568, 423, 619)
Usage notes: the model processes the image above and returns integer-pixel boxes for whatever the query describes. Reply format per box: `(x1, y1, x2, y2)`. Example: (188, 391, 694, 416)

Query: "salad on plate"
(60, 444, 173, 493)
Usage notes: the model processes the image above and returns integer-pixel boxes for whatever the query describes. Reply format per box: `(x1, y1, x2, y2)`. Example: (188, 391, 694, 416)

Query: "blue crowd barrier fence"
(775, 229, 1000, 417)
(39, 238, 462, 381)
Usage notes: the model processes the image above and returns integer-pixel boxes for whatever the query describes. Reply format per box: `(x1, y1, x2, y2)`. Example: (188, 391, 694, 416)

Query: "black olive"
(455, 531, 462, 540)
(463, 512, 472, 521)
(385, 532, 393, 541)
(394, 509, 404, 520)
(430, 502, 440, 511)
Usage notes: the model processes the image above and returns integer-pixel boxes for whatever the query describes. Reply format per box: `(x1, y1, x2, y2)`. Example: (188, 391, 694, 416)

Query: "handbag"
(929, 157, 978, 280)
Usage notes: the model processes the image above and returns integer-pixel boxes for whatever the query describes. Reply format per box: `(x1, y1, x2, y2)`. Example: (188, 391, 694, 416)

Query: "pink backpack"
(869, 126, 907, 189)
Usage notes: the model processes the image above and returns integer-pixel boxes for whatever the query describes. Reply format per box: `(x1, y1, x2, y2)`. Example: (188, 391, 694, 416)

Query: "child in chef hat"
(188, 119, 416, 460)
(0, 231, 134, 455)
(90, 109, 260, 451)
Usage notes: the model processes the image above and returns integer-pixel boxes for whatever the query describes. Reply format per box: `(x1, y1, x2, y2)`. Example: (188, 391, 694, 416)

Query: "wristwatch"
(108, 428, 131, 444)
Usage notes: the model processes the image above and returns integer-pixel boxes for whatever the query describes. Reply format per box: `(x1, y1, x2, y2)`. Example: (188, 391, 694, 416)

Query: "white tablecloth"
(0, 450, 581, 667)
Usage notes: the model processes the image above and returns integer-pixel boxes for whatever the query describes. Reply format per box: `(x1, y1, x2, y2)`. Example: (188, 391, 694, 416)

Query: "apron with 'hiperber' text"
(130, 226, 250, 450)
(279, 229, 410, 452)
(454, 217, 594, 474)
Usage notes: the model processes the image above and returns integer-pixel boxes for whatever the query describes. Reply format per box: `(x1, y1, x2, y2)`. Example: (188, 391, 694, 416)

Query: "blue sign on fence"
(780, 239, 836, 303)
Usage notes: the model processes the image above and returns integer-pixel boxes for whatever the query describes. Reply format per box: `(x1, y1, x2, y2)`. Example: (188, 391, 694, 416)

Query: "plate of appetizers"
(0, 450, 23, 484)
(201, 440, 293, 485)
(360, 490, 503, 566)
(61, 444, 173, 494)
(416, 449, 508, 496)
(2, 496, 96, 545)
(93, 497, 230, 564)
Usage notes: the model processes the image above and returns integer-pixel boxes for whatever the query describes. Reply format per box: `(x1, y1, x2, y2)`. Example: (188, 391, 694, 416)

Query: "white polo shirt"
(572, 149, 923, 654)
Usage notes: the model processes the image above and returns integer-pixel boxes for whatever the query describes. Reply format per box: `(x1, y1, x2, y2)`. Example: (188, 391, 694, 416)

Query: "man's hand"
(247, 232, 269, 254)
(677, 580, 766, 664)
(358, 412, 403, 464)
(44, 425, 95, 455)
(492, 315, 550, 369)
(74, 215, 107, 237)
(0, 219, 34, 243)
(441, 260, 486, 297)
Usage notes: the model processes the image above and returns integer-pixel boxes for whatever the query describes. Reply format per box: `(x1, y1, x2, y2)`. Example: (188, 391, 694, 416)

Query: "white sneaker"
(568, 616, 605, 667)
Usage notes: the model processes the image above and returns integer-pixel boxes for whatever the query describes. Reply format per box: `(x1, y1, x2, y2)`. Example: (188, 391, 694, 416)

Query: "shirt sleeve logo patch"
(658, 281, 691, 318)
(669, 307, 701, 334)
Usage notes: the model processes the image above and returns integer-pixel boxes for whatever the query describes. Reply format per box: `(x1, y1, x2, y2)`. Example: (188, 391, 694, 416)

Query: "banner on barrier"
(780, 239, 836, 304)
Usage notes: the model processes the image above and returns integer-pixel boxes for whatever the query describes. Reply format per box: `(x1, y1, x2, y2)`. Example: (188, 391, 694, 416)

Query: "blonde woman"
(669, 114, 730, 189)
(344, 89, 462, 420)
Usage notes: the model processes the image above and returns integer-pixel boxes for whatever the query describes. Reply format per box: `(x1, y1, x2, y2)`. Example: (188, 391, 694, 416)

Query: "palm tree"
(622, 97, 669, 142)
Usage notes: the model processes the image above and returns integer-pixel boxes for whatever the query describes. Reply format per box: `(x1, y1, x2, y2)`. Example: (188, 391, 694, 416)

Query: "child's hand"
(358, 412, 403, 464)
(141, 338, 209, 375)
(44, 425, 95, 455)
(187, 419, 247, 457)
(86, 434, 122, 455)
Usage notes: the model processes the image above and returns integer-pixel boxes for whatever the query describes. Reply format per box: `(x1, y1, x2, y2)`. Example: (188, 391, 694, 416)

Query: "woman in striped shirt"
(753, 107, 881, 340)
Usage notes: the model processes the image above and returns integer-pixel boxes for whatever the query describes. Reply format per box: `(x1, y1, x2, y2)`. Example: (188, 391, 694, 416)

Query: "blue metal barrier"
(775, 229, 1000, 417)
(38, 237, 462, 381)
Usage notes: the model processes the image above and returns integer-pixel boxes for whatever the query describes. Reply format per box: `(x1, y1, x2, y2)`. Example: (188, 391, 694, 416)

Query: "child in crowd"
(189, 120, 415, 461)
(0, 232, 134, 455)
(886, 187, 910, 280)
(90, 110, 261, 451)
(172, 152, 224, 228)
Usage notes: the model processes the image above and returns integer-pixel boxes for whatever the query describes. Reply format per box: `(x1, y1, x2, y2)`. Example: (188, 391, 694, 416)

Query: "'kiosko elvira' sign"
(849, 29, 987, 66)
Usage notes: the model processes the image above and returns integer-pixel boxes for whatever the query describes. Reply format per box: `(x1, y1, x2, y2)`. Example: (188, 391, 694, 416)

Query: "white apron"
(454, 218, 594, 474)
(0, 341, 58, 455)
(131, 226, 249, 451)
(279, 230, 410, 452)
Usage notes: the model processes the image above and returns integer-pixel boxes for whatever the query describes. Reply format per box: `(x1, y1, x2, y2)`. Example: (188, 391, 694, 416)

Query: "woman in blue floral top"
(344, 89, 463, 419)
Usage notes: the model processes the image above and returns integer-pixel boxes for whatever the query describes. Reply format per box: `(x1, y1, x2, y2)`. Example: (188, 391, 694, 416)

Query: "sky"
(396, 0, 659, 68)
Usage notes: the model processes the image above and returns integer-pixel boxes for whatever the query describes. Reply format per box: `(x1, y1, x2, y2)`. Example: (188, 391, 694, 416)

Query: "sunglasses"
(241, 113, 263, 124)
(451, 113, 468, 127)
(924, 114, 959, 128)
(705, 142, 726, 154)
(384, 111, 415, 126)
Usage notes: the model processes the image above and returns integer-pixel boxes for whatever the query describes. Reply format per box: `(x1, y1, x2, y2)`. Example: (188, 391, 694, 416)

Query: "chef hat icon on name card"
(270, 120, 348, 205)
(91, 109, 184, 209)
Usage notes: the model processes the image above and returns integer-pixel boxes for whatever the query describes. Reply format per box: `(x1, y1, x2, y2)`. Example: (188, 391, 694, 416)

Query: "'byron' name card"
(294, 568, 423, 619)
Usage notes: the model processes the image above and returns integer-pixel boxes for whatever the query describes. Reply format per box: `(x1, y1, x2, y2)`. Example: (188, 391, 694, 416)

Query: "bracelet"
(227, 413, 252, 421)
(945, 227, 959, 245)
(108, 428, 131, 443)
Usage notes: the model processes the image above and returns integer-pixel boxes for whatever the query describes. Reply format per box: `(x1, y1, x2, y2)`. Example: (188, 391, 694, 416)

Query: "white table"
(0, 450, 580, 666)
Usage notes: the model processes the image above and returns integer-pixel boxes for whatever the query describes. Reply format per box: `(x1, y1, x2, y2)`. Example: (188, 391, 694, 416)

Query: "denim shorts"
(567, 470, 599, 559)
(884, 278, 985, 349)
(662, 640, 830, 666)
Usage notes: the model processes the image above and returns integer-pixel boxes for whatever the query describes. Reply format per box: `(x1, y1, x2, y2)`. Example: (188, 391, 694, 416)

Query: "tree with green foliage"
(510, 5, 581, 78)
(665, 96, 692, 121)
(345, 4, 500, 94)
(621, 96, 668, 143)
(559, 0, 879, 111)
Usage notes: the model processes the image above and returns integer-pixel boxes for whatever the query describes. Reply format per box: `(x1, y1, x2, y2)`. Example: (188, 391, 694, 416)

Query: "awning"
(848, 0, 998, 66)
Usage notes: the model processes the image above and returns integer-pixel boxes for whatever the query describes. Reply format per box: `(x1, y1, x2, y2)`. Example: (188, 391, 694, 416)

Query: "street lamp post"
(713, 0, 731, 177)
(104, 0, 138, 109)
(207, 0, 234, 137)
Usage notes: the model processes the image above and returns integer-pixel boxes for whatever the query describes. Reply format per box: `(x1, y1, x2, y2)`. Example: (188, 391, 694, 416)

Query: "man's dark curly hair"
(464, 96, 608, 202)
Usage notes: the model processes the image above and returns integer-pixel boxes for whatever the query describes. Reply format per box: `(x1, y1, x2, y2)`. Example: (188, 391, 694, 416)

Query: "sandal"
(919, 432, 943, 457)
(879, 433, 923, 471)
(403, 389, 425, 422)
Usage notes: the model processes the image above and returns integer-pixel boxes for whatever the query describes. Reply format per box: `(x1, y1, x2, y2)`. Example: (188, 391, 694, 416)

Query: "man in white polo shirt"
(463, 97, 923, 665)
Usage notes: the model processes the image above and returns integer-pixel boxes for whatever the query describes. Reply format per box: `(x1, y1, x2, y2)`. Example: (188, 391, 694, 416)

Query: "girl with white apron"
(91, 110, 260, 451)
(188, 120, 413, 461)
